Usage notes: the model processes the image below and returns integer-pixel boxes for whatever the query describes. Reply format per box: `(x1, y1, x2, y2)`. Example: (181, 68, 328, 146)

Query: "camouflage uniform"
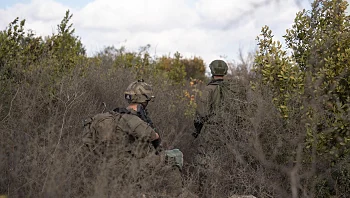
(116, 107, 183, 197)
(82, 108, 160, 197)
(121, 80, 183, 197)
(192, 60, 228, 198)
(83, 80, 183, 197)
(194, 79, 224, 135)
(193, 59, 228, 138)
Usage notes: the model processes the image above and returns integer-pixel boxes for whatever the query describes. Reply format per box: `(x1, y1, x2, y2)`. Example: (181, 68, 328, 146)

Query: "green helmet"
(209, 60, 228, 76)
(124, 80, 155, 104)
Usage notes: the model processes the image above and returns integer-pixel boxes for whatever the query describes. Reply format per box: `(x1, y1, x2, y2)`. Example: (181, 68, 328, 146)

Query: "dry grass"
(1, 57, 349, 198)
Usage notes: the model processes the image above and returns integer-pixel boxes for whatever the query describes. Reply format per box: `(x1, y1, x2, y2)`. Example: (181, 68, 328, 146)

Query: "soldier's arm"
(134, 121, 161, 149)
(193, 88, 212, 137)
(127, 115, 159, 142)
(196, 88, 210, 120)
(134, 122, 159, 142)
(196, 86, 216, 123)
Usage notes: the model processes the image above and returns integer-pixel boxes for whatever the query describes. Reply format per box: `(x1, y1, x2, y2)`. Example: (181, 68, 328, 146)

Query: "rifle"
(136, 104, 162, 151)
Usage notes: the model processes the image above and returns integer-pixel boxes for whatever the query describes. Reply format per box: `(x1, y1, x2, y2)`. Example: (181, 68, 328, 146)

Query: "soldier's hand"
(193, 121, 203, 138)
(151, 137, 161, 149)
(151, 132, 159, 141)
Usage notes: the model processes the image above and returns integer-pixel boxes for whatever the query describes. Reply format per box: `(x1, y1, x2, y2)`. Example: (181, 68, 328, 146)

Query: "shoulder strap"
(208, 79, 224, 86)
(113, 106, 155, 129)
(113, 107, 131, 114)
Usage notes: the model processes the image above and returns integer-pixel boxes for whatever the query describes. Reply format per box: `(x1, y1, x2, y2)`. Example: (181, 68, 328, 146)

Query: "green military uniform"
(82, 80, 183, 197)
(192, 60, 229, 198)
(194, 79, 225, 135)
(121, 80, 183, 197)
(116, 107, 183, 197)
(82, 107, 161, 197)
(193, 60, 228, 137)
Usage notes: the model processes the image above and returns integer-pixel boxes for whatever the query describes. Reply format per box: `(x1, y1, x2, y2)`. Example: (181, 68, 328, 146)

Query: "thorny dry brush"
(1, 54, 349, 198)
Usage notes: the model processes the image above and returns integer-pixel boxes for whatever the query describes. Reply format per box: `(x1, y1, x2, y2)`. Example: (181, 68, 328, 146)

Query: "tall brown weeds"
(1, 54, 349, 198)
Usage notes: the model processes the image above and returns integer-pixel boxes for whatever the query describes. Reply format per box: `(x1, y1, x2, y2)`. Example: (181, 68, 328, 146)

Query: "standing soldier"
(191, 59, 229, 197)
(193, 59, 229, 138)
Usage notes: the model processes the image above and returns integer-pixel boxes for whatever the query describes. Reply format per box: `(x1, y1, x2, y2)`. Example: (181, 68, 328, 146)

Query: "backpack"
(82, 109, 184, 171)
(82, 110, 124, 156)
(209, 80, 230, 114)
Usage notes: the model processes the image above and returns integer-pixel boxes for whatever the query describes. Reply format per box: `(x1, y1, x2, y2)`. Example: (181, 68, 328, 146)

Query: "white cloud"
(0, 0, 313, 67)
(76, 0, 199, 32)
(29, 0, 70, 21)
(0, 0, 71, 35)
(194, 0, 267, 29)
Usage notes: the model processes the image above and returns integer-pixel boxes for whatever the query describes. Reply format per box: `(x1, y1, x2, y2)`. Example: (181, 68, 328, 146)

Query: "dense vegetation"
(1, 0, 349, 197)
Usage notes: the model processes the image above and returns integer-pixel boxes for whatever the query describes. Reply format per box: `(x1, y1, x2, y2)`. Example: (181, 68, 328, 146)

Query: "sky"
(0, 0, 349, 69)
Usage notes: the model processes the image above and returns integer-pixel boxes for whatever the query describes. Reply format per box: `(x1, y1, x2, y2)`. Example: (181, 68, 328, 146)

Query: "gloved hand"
(151, 137, 161, 149)
(193, 121, 203, 138)
(192, 131, 199, 138)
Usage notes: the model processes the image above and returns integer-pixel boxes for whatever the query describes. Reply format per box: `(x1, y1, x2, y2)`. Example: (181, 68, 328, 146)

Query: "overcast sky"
(1, 0, 349, 68)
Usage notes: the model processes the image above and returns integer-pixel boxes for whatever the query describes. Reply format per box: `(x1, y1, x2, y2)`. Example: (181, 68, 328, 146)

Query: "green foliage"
(0, 18, 45, 82)
(0, 10, 89, 118)
(44, 10, 86, 75)
(95, 44, 161, 81)
(155, 52, 206, 84)
(182, 56, 206, 81)
(285, 0, 350, 158)
(0, 10, 86, 83)
(100, 45, 150, 69)
(96, 45, 206, 85)
(253, 25, 304, 118)
(156, 52, 187, 85)
(254, 0, 350, 162)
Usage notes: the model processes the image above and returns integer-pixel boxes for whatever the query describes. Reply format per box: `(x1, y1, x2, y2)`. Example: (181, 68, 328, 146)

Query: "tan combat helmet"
(124, 79, 155, 104)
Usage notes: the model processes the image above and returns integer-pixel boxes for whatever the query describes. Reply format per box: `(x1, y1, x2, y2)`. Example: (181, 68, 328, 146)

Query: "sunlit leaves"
(253, 0, 350, 161)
